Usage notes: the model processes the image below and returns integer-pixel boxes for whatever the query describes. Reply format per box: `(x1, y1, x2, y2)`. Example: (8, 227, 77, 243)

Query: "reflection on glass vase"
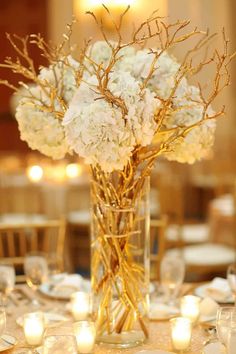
(91, 175, 150, 348)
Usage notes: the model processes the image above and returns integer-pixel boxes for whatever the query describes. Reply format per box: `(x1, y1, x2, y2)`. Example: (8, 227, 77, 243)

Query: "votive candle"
(180, 295, 200, 324)
(171, 317, 192, 352)
(73, 321, 96, 354)
(23, 312, 44, 346)
(70, 292, 91, 321)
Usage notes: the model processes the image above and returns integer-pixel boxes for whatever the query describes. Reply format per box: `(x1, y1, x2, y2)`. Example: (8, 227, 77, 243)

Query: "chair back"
(0, 184, 43, 214)
(0, 218, 66, 279)
(150, 215, 168, 280)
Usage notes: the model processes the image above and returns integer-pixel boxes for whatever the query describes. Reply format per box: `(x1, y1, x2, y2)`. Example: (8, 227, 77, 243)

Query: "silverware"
(1, 334, 15, 346)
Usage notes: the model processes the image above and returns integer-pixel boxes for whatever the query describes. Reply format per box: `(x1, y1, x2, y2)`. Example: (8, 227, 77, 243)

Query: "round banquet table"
(4, 284, 209, 354)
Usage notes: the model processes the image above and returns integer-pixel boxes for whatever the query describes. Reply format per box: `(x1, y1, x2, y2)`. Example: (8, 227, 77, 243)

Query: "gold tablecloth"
(5, 285, 208, 354)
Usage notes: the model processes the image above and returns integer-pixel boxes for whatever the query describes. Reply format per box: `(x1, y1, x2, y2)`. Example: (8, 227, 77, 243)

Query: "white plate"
(16, 312, 69, 327)
(39, 278, 91, 300)
(149, 303, 179, 320)
(202, 341, 225, 354)
(0, 335, 17, 351)
(194, 283, 234, 304)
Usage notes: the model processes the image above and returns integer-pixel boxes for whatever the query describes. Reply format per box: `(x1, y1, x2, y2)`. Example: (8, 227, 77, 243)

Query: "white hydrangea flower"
(63, 72, 159, 172)
(15, 86, 69, 159)
(64, 99, 135, 172)
(165, 119, 216, 163)
(127, 89, 160, 146)
(39, 55, 80, 103)
(163, 84, 206, 128)
(122, 49, 181, 98)
(86, 41, 136, 70)
(159, 81, 216, 163)
(107, 71, 160, 146)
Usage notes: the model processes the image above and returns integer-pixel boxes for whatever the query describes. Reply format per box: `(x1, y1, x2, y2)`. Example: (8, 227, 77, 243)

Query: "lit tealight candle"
(180, 295, 200, 324)
(170, 317, 192, 352)
(73, 321, 96, 354)
(66, 163, 82, 179)
(27, 165, 43, 183)
(23, 312, 45, 346)
(70, 292, 91, 321)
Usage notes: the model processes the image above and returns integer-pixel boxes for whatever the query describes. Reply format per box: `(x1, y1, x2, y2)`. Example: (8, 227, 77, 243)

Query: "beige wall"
(47, 0, 73, 44)
(168, 0, 235, 158)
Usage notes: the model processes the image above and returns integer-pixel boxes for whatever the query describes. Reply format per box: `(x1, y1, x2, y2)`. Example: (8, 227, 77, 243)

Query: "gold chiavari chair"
(150, 215, 168, 281)
(157, 175, 236, 279)
(0, 218, 66, 282)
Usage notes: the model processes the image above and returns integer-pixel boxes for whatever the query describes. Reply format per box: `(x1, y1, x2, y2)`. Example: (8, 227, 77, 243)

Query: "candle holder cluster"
(22, 291, 96, 353)
(170, 295, 201, 352)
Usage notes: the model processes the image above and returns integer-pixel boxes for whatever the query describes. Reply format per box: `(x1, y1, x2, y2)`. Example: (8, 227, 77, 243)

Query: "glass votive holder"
(23, 312, 45, 346)
(180, 295, 200, 324)
(43, 334, 78, 354)
(170, 317, 192, 352)
(73, 321, 96, 354)
(70, 292, 92, 321)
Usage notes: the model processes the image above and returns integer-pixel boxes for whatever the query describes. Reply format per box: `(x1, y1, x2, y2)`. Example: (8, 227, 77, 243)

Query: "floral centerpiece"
(1, 7, 234, 347)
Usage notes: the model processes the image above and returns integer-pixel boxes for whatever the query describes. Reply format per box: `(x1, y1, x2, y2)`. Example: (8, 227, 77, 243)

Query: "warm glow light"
(27, 165, 43, 183)
(66, 163, 82, 179)
(82, 0, 136, 9)
(45, 164, 67, 183)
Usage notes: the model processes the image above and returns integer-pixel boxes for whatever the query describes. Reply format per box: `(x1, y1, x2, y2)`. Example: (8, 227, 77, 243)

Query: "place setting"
(39, 273, 91, 301)
(149, 255, 219, 325)
(194, 264, 236, 305)
(0, 250, 236, 353)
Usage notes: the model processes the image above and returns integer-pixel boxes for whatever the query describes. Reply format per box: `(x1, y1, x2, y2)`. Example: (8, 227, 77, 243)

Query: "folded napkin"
(202, 342, 225, 354)
(200, 297, 219, 319)
(204, 277, 231, 302)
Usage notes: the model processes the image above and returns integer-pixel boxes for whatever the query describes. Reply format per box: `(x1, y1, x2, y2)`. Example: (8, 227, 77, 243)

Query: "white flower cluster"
(63, 72, 159, 172)
(15, 41, 216, 170)
(15, 56, 79, 159)
(15, 85, 69, 159)
(72, 42, 215, 170)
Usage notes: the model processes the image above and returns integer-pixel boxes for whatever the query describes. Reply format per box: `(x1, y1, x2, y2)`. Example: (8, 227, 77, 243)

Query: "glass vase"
(91, 175, 150, 348)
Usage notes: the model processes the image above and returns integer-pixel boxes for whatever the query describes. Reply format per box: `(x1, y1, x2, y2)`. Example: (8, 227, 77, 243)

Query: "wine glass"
(227, 264, 236, 305)
(43, 327, 77, 354)
(227, 310, 236, 354)
(0, 264, 15, 306)
(47, 253, 63, 278)
(216, 307, 236, 347)
(24, 252, 48, 306)
(160, 254, 185, 305)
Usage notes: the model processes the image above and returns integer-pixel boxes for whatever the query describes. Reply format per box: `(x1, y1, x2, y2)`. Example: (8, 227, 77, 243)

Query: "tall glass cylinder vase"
(91, 174, 150, 348)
